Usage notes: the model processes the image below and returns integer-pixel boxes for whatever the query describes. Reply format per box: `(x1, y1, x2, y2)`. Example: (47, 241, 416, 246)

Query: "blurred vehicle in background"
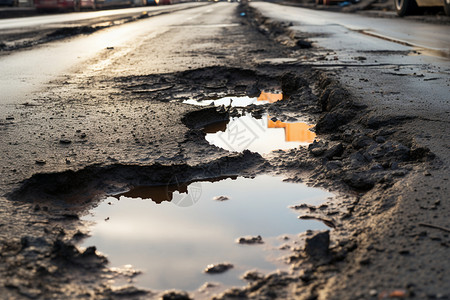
(0, 0, 18, 6)
(94, 0, 133, 9)
(34, 0, 96, 11)
(394, 0, 449, 15)
(33, 0, 162, 11)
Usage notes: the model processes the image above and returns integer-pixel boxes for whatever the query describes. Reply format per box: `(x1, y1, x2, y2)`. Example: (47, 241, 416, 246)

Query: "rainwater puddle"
(205, 115, 316, 154)
(183, 91, 283, 107)
(81, 175, 331, 292)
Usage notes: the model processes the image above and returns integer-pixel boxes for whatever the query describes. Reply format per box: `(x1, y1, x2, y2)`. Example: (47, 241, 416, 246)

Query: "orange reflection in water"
(268, 118, 316, 143)
(257, 92, 283, 103)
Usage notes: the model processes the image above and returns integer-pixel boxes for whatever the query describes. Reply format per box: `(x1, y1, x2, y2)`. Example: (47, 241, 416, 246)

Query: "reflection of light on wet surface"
(205, 114, 316, 154)
(183, 92, 282, 107)
(257, 91, 283, 103)
(183, 96, 261, 107)
(268, 118, 316, 143)
(81, 175, 331, 292)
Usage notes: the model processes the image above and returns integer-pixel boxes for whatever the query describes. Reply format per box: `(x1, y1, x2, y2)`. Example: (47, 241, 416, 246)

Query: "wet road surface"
(0, 3, 213, 106)
(251, 2, 450, 55)
(1, 2, 449, 299)
(251, 2, 450, 122)
(0, 3, 206, 30)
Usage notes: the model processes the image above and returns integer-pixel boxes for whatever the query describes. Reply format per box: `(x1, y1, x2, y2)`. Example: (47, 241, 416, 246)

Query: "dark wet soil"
(0, 2, 449, 300)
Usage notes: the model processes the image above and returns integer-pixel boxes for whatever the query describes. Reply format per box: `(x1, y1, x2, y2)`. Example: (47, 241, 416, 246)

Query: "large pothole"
(80, 174, 332, 293)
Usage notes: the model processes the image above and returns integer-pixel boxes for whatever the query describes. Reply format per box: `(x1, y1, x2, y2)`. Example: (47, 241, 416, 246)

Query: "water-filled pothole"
(204, 115, 316, 154)
(183, 91, 283, 107)
(183, 91, 316, 154)
(81, 175, 331, 292)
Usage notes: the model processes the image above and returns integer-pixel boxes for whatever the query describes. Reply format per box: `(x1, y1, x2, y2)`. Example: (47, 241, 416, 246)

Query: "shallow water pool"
(81, 175, 331, 292)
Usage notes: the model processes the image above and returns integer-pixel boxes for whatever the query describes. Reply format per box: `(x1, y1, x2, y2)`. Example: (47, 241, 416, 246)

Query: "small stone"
(161, 290, 192, 300)
(213, 195, 230, 201)
(237, 235, 264, 244)
(204, 263, 233, 274)
(35, 160, 46, 165)
(304, 230, 330, 259)
(59, 139, 72, 145)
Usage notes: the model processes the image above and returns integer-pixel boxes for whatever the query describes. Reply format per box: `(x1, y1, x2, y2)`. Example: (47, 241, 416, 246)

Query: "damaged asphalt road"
(1, 2, 449, 300)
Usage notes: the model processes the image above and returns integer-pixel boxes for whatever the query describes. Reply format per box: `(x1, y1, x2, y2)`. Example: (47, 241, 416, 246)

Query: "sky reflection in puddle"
(183, 92, 283, 107)
(205, 115, 316, 154)
(81, 175, 331, 292)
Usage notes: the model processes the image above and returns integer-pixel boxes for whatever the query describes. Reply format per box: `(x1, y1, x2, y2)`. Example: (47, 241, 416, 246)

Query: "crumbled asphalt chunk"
(305, 231, 330, 259)
(281, 72, 308, 96)
(315, 111, 354, 133)
(104, 286, 149, 298)
(343, 172, 376, 191)
(161, 290, 192, 300)
(242, 270, 264, 281)
(296, 39, 312, 48)
(324, 142, 344, 159)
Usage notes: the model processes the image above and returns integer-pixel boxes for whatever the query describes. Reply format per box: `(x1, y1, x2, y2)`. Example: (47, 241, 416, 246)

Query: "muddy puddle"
(183, 91, 283, 107)
(81, 175, 331, 293)
(205, 115, 316, 154)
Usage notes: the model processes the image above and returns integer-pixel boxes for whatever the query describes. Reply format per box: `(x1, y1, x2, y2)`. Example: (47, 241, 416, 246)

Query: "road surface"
(0, 2, 210, 106)
(0, 2, 449, 300)
(251, 2, 450, 119)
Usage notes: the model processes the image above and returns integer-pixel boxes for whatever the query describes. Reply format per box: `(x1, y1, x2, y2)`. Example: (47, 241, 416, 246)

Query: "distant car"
(394, 0, 450, 16)
(34, 0, 96, 11)
(0, 0, 18, 6)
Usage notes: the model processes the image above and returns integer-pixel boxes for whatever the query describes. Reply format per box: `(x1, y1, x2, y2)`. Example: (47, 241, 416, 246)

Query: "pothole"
(204, 114, 316, 155)
(182, 91, 316, 154)
(80, 175, 331, 293)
